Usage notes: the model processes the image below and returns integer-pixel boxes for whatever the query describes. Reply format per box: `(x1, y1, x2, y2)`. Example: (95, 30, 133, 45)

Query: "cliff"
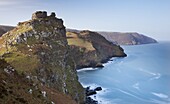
(66, 30, 127, 69)
(98, 32, 157, 45)
(0, 59, 77, 104)
(0, 11, 85, 103)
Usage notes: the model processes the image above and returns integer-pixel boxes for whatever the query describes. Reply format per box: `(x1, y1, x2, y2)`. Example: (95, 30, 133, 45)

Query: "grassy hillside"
(66, 30, 127, 69)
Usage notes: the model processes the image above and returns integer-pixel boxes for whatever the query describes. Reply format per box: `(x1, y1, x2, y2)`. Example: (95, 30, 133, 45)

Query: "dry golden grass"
(66, 32, 95, 51)
(4, 52, 40, 73)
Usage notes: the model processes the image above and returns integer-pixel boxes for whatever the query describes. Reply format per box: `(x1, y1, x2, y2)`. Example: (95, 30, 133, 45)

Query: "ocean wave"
(102, 58, 117, 66)
(132, 82, 140, 90)
(114, 88, 151, 102)
(77, 58, 117, 72)
(77, 67, 98, 72)
(139, 68, 157, 76)
(151, 92, 169, 99)
(80, 83, 112, 104)
(150, 73, 161, 81)
(138, 68, 161, 80)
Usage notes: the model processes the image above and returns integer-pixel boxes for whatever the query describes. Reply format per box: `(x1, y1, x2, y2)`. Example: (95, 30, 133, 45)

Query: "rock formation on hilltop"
(66, 30, 127, 69)
(0, 11, 85, 103)
(98, 32, 157, 45)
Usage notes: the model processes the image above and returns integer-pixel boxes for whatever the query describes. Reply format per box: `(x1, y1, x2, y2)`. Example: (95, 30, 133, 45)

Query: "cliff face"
(66, 30, 127, 69)
(0, 59, 77, 104)
(98, 32, 157, 45)
(0, 11, 84, 103)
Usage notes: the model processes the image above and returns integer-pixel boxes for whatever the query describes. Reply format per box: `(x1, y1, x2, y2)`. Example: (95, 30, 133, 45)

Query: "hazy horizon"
(0, 0, 170, 41)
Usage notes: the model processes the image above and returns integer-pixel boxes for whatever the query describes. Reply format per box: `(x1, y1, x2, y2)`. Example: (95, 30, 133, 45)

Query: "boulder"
(86, 90, 97, 96)
(94, 87, 102, 91)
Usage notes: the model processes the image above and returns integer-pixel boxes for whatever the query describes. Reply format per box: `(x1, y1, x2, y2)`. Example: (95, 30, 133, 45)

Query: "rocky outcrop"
(32, 11, 48, 19)
(98, 32, 157, 45)
(0, 11, 85, 103)
(66, 30, 127, 69)
(32, 11, 56, 20)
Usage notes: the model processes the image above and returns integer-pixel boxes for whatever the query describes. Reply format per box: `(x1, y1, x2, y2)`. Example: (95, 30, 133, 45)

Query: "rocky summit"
(0, 11, 85, 104)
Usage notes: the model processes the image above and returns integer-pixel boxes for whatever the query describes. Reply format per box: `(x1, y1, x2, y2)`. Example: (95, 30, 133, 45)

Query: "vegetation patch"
(66, 32, 95, 51)
(3, 52, 40, 73)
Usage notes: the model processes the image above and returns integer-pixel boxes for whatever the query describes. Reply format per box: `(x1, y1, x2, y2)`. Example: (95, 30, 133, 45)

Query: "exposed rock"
(94, 87, 102, 91)
(86, 90, 97, 96)
(32, 11, 47, 19)
(95, 63, 104, 68)
(0, 11, 85, 103)
(85, 86, 103, 104)
(85, 97, 98, 104)
(85, 86, 102, 96)
(0, 59, 77, 104)
(50, 12, 56, 18)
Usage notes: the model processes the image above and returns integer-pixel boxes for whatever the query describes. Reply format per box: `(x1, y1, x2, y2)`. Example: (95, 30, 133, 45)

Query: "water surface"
(78, 42, 170, 104)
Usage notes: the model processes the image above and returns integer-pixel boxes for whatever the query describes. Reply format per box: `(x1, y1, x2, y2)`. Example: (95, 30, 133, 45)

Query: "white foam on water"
(81, 83, 112, 104)
(77, 67, 98, 72)
(114, 88, 151, 102)
(102, 57, 117, 67)
(150, 73, 161, 80)
(151, 92, 169, 99)
(138, 68, 161, 80)
(139, 68, 157, 76)
(132, 82, 140, 90)
(77, 58, 117, 73)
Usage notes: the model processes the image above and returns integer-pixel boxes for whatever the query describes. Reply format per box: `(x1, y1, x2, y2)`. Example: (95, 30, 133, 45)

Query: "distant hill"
(0, 25, 15, 36)
(98, 32, 157, 45)
(0, 26, 157, 45)
(67, 29, 157, 45)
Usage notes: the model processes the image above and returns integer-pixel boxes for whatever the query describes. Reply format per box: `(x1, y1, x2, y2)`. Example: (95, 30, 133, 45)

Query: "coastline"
(76, 54, 127, 71)
(83, 83, 111, 104)
(77, 57, 119, 104)
(77, 42, 170, 104)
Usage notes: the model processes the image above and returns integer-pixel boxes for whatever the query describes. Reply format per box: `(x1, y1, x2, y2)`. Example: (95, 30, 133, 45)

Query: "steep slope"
(0, 11, 85, 103)
(98, 32, 157, 45)
(0, 25, 15, 36)
(66, 30, 127, 69)
(0, 59, 77, 104)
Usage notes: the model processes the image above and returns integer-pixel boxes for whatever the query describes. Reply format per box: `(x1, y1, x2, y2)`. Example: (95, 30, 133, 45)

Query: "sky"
(0, 0, 170, 41)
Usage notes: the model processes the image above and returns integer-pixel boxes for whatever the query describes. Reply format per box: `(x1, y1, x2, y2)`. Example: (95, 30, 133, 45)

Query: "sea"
(77, 42, 170, 104)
